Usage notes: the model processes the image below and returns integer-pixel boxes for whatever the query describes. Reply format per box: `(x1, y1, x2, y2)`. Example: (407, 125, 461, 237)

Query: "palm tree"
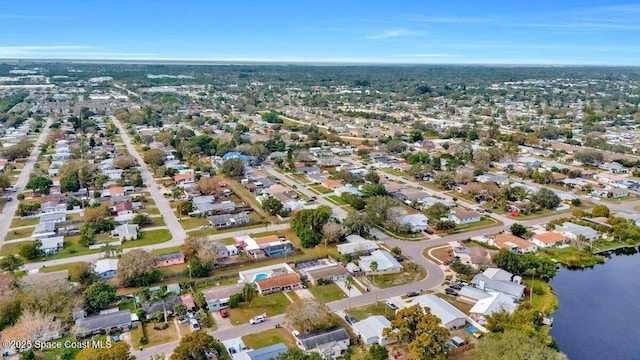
(242, 283, 257, 308)
(369, 261, 379, 303)
(345, 276, 354, 309)
(152, 286, 172, 324)
(104, 242, 114, 258)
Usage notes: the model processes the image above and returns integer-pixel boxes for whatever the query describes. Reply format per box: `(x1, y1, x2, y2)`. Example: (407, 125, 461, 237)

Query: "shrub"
(139, 336, 148, 345)
(153, 323, 169, 330)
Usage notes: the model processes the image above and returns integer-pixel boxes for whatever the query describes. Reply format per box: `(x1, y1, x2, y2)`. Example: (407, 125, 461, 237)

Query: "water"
(253, 273, 269, 282)
(549, 248, 640, 360)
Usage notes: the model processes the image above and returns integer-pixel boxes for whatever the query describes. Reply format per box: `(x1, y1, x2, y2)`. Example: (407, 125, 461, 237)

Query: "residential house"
(399, 214, 430, 233)
(476, 173, 509, 186)
(492, 234, 538, 253)
(94, 259, 119, 279)
(255, 273, 302, 295)
(154, 252, 185, 268)
(243, 343, 289, 360)
(531, 232, 566, 248)
(448, 208, 482, 225)
(208, 212, 252, 229)
(204, 284, 243, 311)
(606, 188, 630, 199)
(175, 173, 195, 186)
(359, 250, 403, 275)
(111, 224, 139, 241)
(222, 151, 250, 163)
(114, 202, 134, 216)
(75, 310, 135, 337)
(400, 294, 467, 330)
(106, 185, 126, 198)
(554, 222, 601, 242)
(321, 179, 342, 190)
(32, 221, 57, 239)
(294, 327, 351, 359)
(471, 269, 525, 300)
(352, 316, 394, 346)
(234, 234, 293, 258)
(334, 185, 363, 197)
(143, 296, 183, 319)
(39, 236, 64, 255)
(337, 235, 379, 255)
(304, 264, 350, 285)
(600, 162, 627, 174)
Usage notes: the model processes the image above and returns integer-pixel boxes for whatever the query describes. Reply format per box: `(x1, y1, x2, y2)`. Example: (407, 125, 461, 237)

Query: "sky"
(1, 0, 640, 65)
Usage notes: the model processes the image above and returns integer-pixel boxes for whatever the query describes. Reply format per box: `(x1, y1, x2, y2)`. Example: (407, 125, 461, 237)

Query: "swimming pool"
(253, 273, 269, 282)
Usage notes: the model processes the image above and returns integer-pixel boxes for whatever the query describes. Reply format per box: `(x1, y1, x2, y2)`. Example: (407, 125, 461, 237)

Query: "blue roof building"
(223, 152, 250, 162)
(245, 343, 288, 360)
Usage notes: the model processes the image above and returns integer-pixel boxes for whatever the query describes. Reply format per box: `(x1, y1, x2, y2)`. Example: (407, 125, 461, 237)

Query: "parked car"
(385, 301, 399, 310)
(445, 288, 458, 296)
(292, 184, 298, 189)
(310, 196, 318, 200)
(484, 208, 492, 213)
(6, 196, 11, 202)
(344, 314, 357, 324)
(178, 317, 188, 324)
(405, 291, 419, 298)
(449, 283, 463, 290)
(190, 319, 200, 331)
(219, 309, 228, 318)
(250, 315, 265, 324)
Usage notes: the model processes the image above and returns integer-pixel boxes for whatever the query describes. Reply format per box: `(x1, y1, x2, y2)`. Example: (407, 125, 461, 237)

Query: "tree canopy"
(171, 332, 230, 360)
(383, 304, 450, 360)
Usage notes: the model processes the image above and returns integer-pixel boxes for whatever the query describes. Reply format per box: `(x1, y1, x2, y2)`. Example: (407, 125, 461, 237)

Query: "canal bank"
(549, 247, 640, 360)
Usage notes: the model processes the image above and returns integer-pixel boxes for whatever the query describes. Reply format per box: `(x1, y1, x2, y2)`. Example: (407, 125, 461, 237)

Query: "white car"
(250, 315, 265, 325)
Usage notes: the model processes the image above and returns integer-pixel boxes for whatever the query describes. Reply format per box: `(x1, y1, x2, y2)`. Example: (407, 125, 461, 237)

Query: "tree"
(273, 349, 324, 360)
(434, 220, 456, 231)
(19, 240, 42, 260)
(573, 149, 604, 166)
(364, 171, 380, 184)
(425, 202, 450, 218)
(113, 155, 137, 169)
(386, 139, 407, 154)
(291, 206, 332, 247)
(344, 212, 371, 236)
(298, 227, 322, 248)
(143, 148, 166, 168)
(242, 283, 257, 307)
(132, 214, 152, 226)
(321, 222, 345, 247)
(361, 184, 388, 197)
(286, 298, 333, 333)
(383, 304, 449, 360)
(26, 175, 52, 194)
(173, 303, 188, 317)
(476, 330, 566, 360)
(1, 310, 62, 344)
(3, 141, 32, 161)
(365, 344, 389, 360)
(364, 196, 399, 226)
(171, 332, 229, 360)
(0, 173, 11, 190)
(0, 254, 24, 272)
(262, 197, 284, 215)
(222, 158, 245, 177)
(83, 281, 117, 313)
(70, 262, 98, 288)
(433, 171, 456, 190)
(77, 341, 135, 360)
(176, 200, 194, 215)
(196, 177, 219, 194)
(152, 286, 173, 323)
(117, 249, 160, 287)
(592, 205, 610, 218)
(510, 223, 527, 238)
(532, 188, 561, 210)
(0, 299, 21, 330)
(182, 236, 218, 264)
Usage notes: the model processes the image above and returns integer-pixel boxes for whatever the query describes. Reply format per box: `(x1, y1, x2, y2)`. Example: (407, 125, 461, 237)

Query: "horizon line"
(1, 58, 639, 67)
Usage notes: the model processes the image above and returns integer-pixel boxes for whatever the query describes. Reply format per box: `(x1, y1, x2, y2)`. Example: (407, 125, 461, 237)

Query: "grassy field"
(0, 240, 33, 256)
(10, 217, 39, 228)
(145, 206, 161, 215)
(147, 216, 166, 228)
(179, 216, 209, 230)
(540, 246, 605, 268)
(453, 217, 503, 234)
(435, 293, 474, 314)
(241, 328, 297, 350)
(152, 246, 182, 255)
(227, 293, 290, 326)
(5, 227, 34, 241)
(368, 263, 427, 289)
(309, 184, 333, 194)
(326, 195, 347, 205)
(521, 277, 558, 314)
(39, 262, 79, 273)
(122, 229, 172, 248)
(347, 301, 394, 321)
(308, 282, 347, 303)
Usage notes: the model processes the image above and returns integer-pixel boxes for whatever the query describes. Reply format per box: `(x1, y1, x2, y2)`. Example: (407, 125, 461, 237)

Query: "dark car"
(449, 283, 463, 290)
(445, 288, 458, 296)
(424, 228, 433, 235)
(484, 208, 493, 213)
(406, 291, 419, 298)
(344, 314, 357, 324)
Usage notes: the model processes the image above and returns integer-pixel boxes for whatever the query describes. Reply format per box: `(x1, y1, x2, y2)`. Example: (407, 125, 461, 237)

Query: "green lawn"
(123, 229, 172, 248)
(453, 216, 503, 234)
(152, 246, 183, 255)
(0, 240, 33, 256)
(179, 216, 209, 230)
(10, 217, 39, 228)
(286, 291, 300, 302)
(309, 185, 333, 195)
(146, 216, 166, 228)
(241, 328, 297, 350)
(521, 277, 558, 314)
(143, 322, 179, 347)
(347, 302, 394, 321)
(540, 246, 605, 268)
(5, 227, 34, 241)
(67, 212, 82, 220)
(145, 206, 161, 215)
(368, 263, 427, 289)
(39, 262, 79, 273)
(326, 195, 347, 205)
(36, 336, 82, 360)
(227, 293, 290, 326)
(308, 282, 347, 302)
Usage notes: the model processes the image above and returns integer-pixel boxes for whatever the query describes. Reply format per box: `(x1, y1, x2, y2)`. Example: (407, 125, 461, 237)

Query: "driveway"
(335, 279, 363, 297)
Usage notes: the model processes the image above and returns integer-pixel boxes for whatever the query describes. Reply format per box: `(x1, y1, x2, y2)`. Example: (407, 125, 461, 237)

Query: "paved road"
(0, 117, 52, 248)
(110, 116, 187, 244)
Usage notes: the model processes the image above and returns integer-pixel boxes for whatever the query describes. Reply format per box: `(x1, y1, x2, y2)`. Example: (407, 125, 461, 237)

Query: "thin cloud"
(409, 16, 491, 24)
(396, 53, 452, 58)
(366, 29, 422, 40)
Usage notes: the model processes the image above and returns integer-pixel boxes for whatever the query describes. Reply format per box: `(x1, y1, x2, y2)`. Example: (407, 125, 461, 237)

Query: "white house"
(400, 294, 467, 330)
(352, 316, 394, 346)
(400, 214, 429, 233)
(554, 222, 601, 242)
(39, 236, 64, 255)
(111, 224, 139, 241)
(470, 292, 517, 325)
(448, 208, 482, 225)
(94, 259, 119, 279)
(359, 250, 403, 275)
(337, 235, 379, 255)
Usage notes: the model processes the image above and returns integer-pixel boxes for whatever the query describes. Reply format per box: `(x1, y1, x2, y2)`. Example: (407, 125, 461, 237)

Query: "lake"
(549, 247, 640, 360)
